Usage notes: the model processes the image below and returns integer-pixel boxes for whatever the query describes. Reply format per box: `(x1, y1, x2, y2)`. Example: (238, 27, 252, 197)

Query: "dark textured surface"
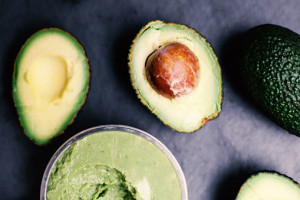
(0, 0, 300, 199)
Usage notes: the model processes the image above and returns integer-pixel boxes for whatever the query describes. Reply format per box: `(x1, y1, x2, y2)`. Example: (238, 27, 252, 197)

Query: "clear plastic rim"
(40, 124, 188, 200)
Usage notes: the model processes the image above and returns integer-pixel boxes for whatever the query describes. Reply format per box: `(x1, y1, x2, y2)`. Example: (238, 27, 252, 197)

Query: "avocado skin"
(239, 24, 300, 135)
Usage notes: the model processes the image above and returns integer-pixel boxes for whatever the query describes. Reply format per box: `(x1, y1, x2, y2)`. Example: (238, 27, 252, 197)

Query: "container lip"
(40, 124, 188, 200)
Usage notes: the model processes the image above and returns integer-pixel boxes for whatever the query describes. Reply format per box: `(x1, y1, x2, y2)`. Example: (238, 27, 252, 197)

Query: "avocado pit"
(146, 43, 200, 98)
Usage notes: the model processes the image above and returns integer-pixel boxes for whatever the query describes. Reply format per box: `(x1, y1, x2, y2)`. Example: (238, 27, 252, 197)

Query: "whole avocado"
(239, 24, 300, 135)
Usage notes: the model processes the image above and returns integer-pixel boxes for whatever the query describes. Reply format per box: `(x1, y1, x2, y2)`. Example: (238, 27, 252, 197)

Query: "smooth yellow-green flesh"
(15, 30, 88, 143)
(47, 131, 182, 200)
(236, 173, 300, 200)
(28, 55, 68, 101)
(131, 22, 221, 132)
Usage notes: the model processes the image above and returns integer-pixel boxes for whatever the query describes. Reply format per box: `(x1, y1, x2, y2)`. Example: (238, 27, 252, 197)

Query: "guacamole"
(46, 130, 182, 200)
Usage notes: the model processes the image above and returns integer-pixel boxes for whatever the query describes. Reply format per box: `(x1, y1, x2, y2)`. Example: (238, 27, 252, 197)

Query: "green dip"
(46, 130, 182, 200)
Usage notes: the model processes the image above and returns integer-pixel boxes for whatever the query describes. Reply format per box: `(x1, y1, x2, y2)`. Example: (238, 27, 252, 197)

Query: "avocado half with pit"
(13, 28, 89, 145)
(129, 21, 222, 132)
(236, 172, 300, 200)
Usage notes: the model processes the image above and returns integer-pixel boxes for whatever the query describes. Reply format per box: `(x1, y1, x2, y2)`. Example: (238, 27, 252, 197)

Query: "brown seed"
(146, 43, 200, 98)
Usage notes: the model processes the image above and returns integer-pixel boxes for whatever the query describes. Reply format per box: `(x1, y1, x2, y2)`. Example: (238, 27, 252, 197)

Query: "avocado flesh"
(236, 172, 300, 200)
(129, 21, 222, 132)
(239, 24, 300, 135)
(13, 28, 89, 145)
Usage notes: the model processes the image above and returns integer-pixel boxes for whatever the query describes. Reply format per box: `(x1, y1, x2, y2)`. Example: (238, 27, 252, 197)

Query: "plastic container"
(40, 125, 188, 200)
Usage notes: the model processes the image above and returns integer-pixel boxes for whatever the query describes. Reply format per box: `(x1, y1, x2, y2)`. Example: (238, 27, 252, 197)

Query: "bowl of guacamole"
(40, 125, 188, 200)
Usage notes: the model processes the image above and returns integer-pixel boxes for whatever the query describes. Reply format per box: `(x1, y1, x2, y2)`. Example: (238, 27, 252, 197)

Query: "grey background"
(0, 0, 299, 199)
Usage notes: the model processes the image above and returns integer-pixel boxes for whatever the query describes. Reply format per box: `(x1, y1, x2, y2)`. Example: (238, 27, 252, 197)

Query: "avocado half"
(238, 24, 300, 135)
(13, 28, 89, 145)
(129, 21, 222, 132)
(236, 172, 300, 200)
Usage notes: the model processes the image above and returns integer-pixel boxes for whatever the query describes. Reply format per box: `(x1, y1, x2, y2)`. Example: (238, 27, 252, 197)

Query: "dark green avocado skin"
(239, 24, 300, 135)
